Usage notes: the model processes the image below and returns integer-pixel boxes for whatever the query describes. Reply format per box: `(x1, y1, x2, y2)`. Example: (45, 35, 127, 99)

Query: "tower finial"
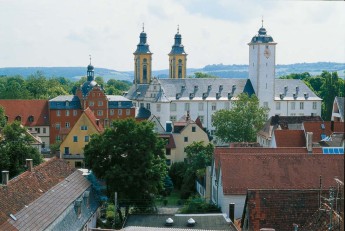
(177, 24, 179, 34)
(89, 54, 92, 65)
(142, 23, 144, 32)
(261, 16, 264, 27)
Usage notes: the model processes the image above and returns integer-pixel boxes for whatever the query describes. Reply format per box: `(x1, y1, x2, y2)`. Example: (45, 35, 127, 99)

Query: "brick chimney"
(306, 132, 313, 153)
(2, 170, 9, 185)
(26, 159, 33, 171)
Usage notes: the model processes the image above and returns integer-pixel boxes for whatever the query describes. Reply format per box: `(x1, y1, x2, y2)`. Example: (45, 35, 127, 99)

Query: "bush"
(179, 196, 221, 214)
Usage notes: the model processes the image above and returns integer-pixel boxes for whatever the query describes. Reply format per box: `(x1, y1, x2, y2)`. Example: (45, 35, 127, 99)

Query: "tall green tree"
(212, 93, 269, 143)
(84, 119, 167, 217)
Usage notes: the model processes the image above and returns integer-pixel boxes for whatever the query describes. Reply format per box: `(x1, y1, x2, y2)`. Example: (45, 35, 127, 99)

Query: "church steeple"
(169, 25, 187, 79)
(133, 24, 152, 84)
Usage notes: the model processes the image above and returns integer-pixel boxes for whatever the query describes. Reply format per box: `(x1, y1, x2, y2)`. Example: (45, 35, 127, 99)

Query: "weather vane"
(89, 54, 92, 64)
(261, 16, 264, 27)
(142, 23, 144, 32)
(177, 24, 179, 34)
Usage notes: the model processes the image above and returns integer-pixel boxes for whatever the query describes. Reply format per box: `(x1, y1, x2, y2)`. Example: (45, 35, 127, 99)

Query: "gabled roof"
(0, 100, 49, 126)
(0, 158, 75, 228)
(274, 79, 321, 100)
(158, 133, 176, 149)
(303, 121, 344, 142)
(333, 96, 344, 121)
(219, 153, 343, 195)
(83, 107, 104, 133)
(241, 189, 324, 231)
(274, 130, 306, 147)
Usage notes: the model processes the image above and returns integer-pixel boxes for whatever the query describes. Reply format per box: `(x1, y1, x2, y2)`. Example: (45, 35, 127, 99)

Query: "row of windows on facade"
(275, 101, 318, 110)
(5, 115, 40, 123)
(28, 127, 47, 134)
(55, 124, 89, 130)
(56, 135, 90, 142)
(56, 109, 131, 117)
(136, 102, 231, 112)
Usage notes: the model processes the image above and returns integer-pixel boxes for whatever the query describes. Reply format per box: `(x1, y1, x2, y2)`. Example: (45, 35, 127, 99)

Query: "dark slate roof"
(0, 100, 49, 126)
(249, 26, 274, 44)
(126, 84, 150, 101)
(82, 80, 98, 96)
(124, 214, 237, 230)
(335, 96, 344, 121)
(48, 95, 82, 109)
(7, 171, 92, 231)
(275, 79, 321, 100)
(241, 189, 325, 231)
(0, 158, 75, 229)
(136, 106, 151, 119)
(169, 33, 187, 55)
(134, 31, 152, 54)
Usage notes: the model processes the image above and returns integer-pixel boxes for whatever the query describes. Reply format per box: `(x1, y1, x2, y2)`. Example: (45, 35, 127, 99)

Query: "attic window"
(202, 93, 208, 99)
(181, 85, 186, 91)
(15, 116, 21, 122)
(176, 93, 181, 100)
(228, 92, 233, 100)
(189, 93, 195, 99)
(219, 85, 223, 91)
(74, 198, 82, 218)
(208, 85, 212, 91)
(216, 92, 221, 99)
(28, 115, 34, 122)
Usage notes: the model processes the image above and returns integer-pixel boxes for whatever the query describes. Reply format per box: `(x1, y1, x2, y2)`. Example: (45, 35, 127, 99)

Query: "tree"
(84, 119, 167, 218)
(212, 93, 269, 143)
(0, 121, 43, 180)
(192, 72, 218, 78)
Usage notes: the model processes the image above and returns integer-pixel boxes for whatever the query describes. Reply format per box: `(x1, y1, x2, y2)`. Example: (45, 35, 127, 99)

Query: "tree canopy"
(212, 93, 269, 143)
(84, 119, 167, 215)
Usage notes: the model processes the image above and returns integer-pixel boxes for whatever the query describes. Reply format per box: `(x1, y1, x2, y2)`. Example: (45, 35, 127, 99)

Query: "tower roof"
(169, 26, 187, 55)
(250, 22, 274, 44)
(134, 25, 152, 55)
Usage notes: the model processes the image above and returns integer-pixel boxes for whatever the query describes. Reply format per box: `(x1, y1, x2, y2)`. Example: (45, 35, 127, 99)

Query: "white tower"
(248, 21, 277, 111)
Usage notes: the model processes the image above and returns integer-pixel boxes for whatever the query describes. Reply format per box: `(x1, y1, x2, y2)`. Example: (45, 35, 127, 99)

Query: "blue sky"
(0, 0, 344, 71)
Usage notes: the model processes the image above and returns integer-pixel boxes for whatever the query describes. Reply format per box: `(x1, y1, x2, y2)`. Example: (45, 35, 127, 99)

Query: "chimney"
(2, 171, 9, 185)
(166, 121, 172, 133)
(26, 159, 33, 172)
(229, 203, 235, 223)
(306, 132, 313, 153)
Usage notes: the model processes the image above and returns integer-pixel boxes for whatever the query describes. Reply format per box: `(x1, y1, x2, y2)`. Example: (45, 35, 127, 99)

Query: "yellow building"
(133, 26, 152, 84)
(60, 107, 104, 168)
(169, 26, 187, 79)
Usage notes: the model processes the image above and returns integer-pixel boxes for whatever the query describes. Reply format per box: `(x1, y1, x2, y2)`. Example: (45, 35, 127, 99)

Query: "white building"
(125, 24, 322, 134)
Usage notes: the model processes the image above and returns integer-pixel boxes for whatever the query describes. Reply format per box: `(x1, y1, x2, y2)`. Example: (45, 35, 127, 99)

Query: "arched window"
(15, 116, 21, 122)
(143, 58, 147, 83)
(28, 115, 34, 122)
(178, 59, 183, 79)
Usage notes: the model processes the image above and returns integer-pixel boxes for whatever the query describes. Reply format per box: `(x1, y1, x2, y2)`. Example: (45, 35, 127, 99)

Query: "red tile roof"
(83, 107, 104, 132)
(215, 147, 310, 155)
(0, 158, 75, 227)
(274, 130, 306, 147)
(303, 121, 344, 142)
(0, 100, 49, 126)
(242, 189, 325, 231)
(219, 153, 343, 195)
(158, 133, 176, 149)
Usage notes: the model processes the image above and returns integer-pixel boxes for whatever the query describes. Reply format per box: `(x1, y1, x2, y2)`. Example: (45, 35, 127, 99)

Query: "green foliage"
(169, 162, 187, 190)
(212, 93, 269, 143)
(0, 106, 6, 128)
(0, 121, 43, 181)
(84, 119, 167, 216)
(192, 72, 218, 78)
(163, 175, 174, 196)
(179, 196, 220, 214)
(279, 72, 311, 80)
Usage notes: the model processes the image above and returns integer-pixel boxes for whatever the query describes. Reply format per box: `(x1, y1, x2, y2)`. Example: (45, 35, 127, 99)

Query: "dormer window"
(216, 92, 221, 99)
(176, 93, 181, 100)
(28, 115, 34, 122)
(208, 85, 212, 91)
(202, 93, 208, 99)
(189, 93, 195, 99)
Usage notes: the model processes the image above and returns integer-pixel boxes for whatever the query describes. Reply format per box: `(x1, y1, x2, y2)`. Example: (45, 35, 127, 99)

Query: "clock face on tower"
(264, 47, 271, 58)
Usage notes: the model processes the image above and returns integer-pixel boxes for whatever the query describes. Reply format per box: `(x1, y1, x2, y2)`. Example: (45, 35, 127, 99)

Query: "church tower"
(248, 21, 277, 110)
(133, 25, 152, 84)
(169, 26, 187, 79)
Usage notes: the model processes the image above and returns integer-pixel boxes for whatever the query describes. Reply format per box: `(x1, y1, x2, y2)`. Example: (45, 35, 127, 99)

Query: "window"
(73, 110, 78, 116)
(56, 135, 61, 141)
(56, 123, 61, 130)
(118, 109, 122, 115)
(224, 102, 230, 110)
(211, 103, 216, 111)
(81, 125, 88, 130)
(156, 104, 161, 112)
(185, 103, 190, 111)
(146, 103, 150, 110)
(98, 101, 103, 106)
(170, 103, 176, 111)
(97, 110, 103, 116)
(126, 109, 130, 115)
(65, 122, 70, 128)
(263, 102, 268, 108)
(276, 102, 281, 110)
(313, 102, 317, 109)
(184, 137, 188, 142)
(85, 136, 90, 142)
(65, 110, 70, 116)
(28, 116, 34, 122)
(110, 109, 114, 115)
(291, 102, 295, 110)
(73, 136, 78, 142)
(170, 116, 176, 122)
(199, 115, 204, 124)
(198, 103, 204, 111)
(290, 113, 296, 116)
(35, 128, 40, 133)
(89, 101, 94, 106)
(140, 103, 144, 108)
(64, 147, 70, 154)
(56, 110, 61, 116)
(166, 148, 171, 155)
(192, 126, 196, 132)
(66, 101, 69, 107)
(43, 128, 46, 134)
(75, 162, 82, 168)
(300, 102, 304, 110)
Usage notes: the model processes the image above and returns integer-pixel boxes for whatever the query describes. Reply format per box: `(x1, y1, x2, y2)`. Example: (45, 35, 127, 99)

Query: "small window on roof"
(28, 115, 34, 122)
(15, 116, 21, 122)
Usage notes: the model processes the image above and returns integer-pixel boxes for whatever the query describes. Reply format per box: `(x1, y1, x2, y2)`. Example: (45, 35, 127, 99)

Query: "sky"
(0, 0, 344, 71)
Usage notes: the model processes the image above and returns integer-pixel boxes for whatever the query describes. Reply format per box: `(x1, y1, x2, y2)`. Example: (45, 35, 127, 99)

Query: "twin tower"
(133, 27, 187, 84)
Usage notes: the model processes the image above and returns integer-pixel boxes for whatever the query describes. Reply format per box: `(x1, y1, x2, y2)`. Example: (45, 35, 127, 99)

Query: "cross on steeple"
(89, 54, 92, 64)
(142, 23, 145, 32)
(177, 24, 179, 34)
(261, 16, 264, 27)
